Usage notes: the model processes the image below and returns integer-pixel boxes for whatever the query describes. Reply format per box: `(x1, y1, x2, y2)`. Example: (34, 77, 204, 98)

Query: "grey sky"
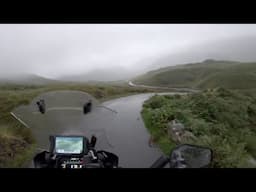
(1, 24, 256, 79)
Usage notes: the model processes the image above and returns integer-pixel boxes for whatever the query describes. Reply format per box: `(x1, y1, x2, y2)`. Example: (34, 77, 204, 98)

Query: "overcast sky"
(1, 24, 256, 79)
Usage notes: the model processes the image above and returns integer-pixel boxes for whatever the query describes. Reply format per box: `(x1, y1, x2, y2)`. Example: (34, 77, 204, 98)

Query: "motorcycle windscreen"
(11, 90, 113, 150)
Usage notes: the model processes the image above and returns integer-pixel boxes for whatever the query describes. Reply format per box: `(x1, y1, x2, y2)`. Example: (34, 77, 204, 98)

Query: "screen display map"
(55, 136, 83, 154)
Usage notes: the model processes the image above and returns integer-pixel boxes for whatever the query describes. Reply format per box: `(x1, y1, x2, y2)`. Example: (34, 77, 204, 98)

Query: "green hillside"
(133, 60, 256, 89)
(197, 62, 256, 89)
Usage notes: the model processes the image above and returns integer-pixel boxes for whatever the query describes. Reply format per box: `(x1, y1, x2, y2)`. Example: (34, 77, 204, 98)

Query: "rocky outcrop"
(167, 119, 195, 143)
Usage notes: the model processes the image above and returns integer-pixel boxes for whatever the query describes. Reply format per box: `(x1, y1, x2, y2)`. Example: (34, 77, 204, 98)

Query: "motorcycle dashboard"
(50, 135, 88, 155)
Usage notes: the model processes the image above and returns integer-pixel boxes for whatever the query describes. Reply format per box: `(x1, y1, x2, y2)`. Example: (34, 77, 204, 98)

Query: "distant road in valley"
(128, 81, 200, 93)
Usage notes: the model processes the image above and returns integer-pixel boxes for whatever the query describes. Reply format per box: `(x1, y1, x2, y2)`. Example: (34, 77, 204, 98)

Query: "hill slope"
(133, 60, 256, 89)
(0, 74, 59, 85)
(59, 66, 140, 82)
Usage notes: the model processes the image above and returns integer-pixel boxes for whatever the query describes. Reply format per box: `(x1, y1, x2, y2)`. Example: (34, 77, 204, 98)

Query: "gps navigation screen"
(55, 136, 83, 154)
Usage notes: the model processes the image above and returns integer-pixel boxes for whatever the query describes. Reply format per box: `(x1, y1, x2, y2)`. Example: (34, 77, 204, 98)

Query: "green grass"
(6, 144, 36, 168)
(141, 108, 176, 155)
(0, 133, 35, 167)
(141, 88, 256, 167)
(245, 135, 256, 159)
(0, 83, 154, 167)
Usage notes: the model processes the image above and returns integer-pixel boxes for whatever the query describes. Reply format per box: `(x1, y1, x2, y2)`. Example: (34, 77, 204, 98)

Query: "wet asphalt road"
(12, 91, 182, 168)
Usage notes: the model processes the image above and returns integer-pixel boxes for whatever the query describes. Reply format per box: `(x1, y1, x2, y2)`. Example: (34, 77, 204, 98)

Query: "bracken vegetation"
(141, 88, 256, 167)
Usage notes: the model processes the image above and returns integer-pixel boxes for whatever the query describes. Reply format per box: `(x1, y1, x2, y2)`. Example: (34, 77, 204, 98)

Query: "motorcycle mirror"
(170, 144, 212, 168)
(90, 135, 97, 148)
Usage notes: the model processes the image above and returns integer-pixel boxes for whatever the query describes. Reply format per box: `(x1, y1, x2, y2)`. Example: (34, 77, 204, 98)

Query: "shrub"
(141, 88, 256, 167)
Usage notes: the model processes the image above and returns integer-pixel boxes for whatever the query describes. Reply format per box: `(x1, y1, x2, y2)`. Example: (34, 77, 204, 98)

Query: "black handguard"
(34, 151, 55, 168)
(97, 150, 119, 168)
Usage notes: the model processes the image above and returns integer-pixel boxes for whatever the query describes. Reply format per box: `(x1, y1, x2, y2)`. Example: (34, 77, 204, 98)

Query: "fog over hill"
(59, 35, 256, 82)
(0, 73, 58, 85)
(142, 35, 256, 72)
(1, 25, 256, 82)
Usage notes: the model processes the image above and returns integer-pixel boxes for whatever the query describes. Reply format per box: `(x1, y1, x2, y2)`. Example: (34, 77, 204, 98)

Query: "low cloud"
(0, 24, 256, 80)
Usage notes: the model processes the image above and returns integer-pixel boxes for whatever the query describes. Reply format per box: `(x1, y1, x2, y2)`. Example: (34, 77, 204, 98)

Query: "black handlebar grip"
(150, 156, 169, 168)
